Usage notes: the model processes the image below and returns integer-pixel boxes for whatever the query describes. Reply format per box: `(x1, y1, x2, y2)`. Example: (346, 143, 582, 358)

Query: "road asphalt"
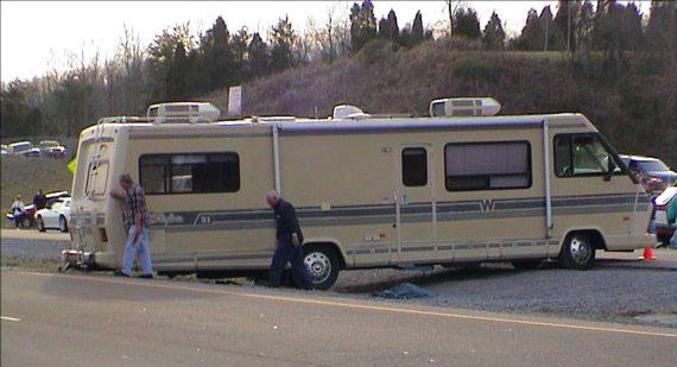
(2, 270, 676, 367)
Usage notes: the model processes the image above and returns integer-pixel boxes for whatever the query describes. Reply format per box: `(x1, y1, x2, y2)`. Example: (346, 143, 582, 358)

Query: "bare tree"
(445, 0, 467, 37)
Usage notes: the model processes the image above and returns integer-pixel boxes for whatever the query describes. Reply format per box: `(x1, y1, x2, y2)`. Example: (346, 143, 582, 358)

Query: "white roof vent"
(333, 104, 371, 120)
(147, 102, 220, 124)
(429, 97, 501, 117)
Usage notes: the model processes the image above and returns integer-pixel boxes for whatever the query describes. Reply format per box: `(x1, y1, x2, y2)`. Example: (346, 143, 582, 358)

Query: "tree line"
(1, 0, 675, 138)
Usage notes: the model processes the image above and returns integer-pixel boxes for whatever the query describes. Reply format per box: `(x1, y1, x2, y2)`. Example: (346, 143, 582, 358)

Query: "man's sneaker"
(113, 270, 130, 277)
(138, 274, 154, 279)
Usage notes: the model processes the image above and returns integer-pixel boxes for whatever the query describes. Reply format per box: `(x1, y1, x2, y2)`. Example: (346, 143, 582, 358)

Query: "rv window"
(85, 161, 109, 196)
(402, 148, 428, 187)
(554, 134, 624, 177)
(140, 155, 169, 194)
(139, 152, 240, 194)
(444, 142, 531, 191)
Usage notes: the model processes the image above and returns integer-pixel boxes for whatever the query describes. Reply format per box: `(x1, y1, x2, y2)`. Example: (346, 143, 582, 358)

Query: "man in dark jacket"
(33, 189, 47, 210)
(266, 191, 313, 290)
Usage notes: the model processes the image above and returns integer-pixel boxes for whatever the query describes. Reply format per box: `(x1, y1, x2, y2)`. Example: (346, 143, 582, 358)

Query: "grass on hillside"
(1, 157, 73, 228)
(205, 40, 676, 168)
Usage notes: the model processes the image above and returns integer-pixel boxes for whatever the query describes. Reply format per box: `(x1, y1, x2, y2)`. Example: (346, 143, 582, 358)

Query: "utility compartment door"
(397, 145, 435, 263)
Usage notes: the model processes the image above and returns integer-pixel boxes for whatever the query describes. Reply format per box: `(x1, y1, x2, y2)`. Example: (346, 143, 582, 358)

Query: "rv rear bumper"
(61, 250, 95, 267)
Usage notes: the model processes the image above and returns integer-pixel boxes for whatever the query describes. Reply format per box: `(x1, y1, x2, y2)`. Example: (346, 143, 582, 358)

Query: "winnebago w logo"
(479, 199, 496, 212)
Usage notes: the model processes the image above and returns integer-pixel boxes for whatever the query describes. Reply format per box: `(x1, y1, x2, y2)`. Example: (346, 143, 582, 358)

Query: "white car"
(35, 198, 71, 233)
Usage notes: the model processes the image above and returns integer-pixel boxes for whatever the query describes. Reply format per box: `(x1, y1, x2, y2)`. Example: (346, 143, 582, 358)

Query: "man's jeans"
(121, 226, 152, 275)
(269, 239, 313, 289)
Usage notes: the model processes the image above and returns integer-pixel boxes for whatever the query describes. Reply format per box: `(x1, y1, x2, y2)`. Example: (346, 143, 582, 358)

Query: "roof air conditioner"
(147, 102, 221, 124)
(429, 97, 501, 117)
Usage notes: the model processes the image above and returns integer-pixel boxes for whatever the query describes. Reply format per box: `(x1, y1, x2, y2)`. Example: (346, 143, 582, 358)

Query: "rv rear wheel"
(559, 232, 595, 270)
(294, 245, 340, 290)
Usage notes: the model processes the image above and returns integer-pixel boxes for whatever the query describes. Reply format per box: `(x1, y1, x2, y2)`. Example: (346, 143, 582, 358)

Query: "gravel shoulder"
(2, 229, 675, 327)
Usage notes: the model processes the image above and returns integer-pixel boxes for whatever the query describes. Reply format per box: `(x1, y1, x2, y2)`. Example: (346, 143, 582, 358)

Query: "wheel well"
(564, 229, 607, 251)
(304, 242, 346, 269)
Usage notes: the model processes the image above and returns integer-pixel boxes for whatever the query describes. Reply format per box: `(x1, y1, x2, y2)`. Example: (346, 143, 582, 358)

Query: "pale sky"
(0, 1, 648, 82)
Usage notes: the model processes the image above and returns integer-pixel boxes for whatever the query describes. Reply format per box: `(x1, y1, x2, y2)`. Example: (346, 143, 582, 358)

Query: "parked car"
(5, 191, 70, 229)
(8, 141, 41, 158)
(620, 155, 677, 193)
(654, 186, 676, 247)
(35, 198, 71, 232)
(38, 140, 67, 158)
(1, 144, 8, 156)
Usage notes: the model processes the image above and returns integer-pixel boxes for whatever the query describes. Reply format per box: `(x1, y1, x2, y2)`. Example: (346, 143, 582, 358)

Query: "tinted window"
(140, 152, 240, 194)
(445, 142, 531, 191)
(554, 134, 624, 177)
(402, 148, 428, 187)
(637, 160, 669, 172)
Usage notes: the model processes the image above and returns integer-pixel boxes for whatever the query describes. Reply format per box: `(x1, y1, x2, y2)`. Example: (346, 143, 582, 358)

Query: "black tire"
(59, 216, 69, 233)
(21, 217, 32, 229)
(559, 232, 596, 270)
(36, 216, 46, 232)
(293, 245, 341, 290)
(511, 259, 543, 270)
(657, 234, 671, 247)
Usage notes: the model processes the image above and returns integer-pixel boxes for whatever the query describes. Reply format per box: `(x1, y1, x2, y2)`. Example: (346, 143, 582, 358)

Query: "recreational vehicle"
(64, 98, 653, 289)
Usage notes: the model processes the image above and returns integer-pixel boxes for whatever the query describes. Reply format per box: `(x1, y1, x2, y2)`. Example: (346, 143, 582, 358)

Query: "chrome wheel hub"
(570, 236, 591, 264)
(304, 252, 331, 284)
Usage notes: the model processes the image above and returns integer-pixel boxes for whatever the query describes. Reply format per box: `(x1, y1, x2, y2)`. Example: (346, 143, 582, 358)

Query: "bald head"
(266, 190, 280, 207)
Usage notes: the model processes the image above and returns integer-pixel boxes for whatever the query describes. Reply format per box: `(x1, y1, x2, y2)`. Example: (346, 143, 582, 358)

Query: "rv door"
(396, 145, 435, 262)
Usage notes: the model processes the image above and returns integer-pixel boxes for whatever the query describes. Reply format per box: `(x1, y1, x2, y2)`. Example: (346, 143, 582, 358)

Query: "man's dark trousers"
(269, 238, 313, 289)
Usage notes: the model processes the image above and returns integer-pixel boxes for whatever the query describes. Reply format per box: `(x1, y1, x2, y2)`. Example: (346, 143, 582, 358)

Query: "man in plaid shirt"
(110, 174, 153, 278)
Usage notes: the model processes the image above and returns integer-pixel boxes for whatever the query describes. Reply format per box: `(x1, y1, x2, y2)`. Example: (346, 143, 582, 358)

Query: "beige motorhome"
(64, 99, 653, 289)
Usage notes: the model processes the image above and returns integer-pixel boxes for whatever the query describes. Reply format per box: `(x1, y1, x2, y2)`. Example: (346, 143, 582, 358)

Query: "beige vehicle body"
(68, 112, 652, 284)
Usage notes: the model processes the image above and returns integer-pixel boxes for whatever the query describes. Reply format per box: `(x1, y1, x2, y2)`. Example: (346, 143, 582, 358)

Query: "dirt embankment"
(205, 41, 676, 167)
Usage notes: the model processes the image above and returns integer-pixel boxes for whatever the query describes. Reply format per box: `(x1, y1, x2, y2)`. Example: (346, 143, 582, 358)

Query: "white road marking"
(1, 316, 21, 322)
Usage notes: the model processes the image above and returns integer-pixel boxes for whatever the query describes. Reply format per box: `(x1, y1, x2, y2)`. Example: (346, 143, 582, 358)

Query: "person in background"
(10, 195, 26, 229)
(109, 174, 153, 278)
(668, 184, 677, 248)
(266, 191, 313, 290)
(33, 189, 47, 210)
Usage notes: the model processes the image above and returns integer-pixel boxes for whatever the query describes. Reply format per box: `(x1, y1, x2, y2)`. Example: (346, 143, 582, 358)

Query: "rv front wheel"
(559, 232, 595, 270)
(296, 245, 340, 290)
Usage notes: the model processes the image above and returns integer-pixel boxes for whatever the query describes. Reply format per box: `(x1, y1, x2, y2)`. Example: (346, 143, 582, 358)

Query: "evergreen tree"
(248, 32, 270, 77)
(411, 10, 424, 44)
(592, 0, 644, 52)
(147, 23, 193, 101)
(270, 16, 296, 72)
(166, 42, 187, 100)
(0, 80, 43, 136)
(575, 0, 595, 53)
(349, 0, 377, 52)
(515, 8, 543, 50)
(453, 8, 481, 39)
(378, 17, 390, 39)
(386, 9, 400, 42)
(539, 6, 564, 51)
(554, 0, 578, 51)
(482, 12, 506, 50)
(232, 26, 251, 81)
(646, 0, 677, 55)
(200, 17, 235, 91)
